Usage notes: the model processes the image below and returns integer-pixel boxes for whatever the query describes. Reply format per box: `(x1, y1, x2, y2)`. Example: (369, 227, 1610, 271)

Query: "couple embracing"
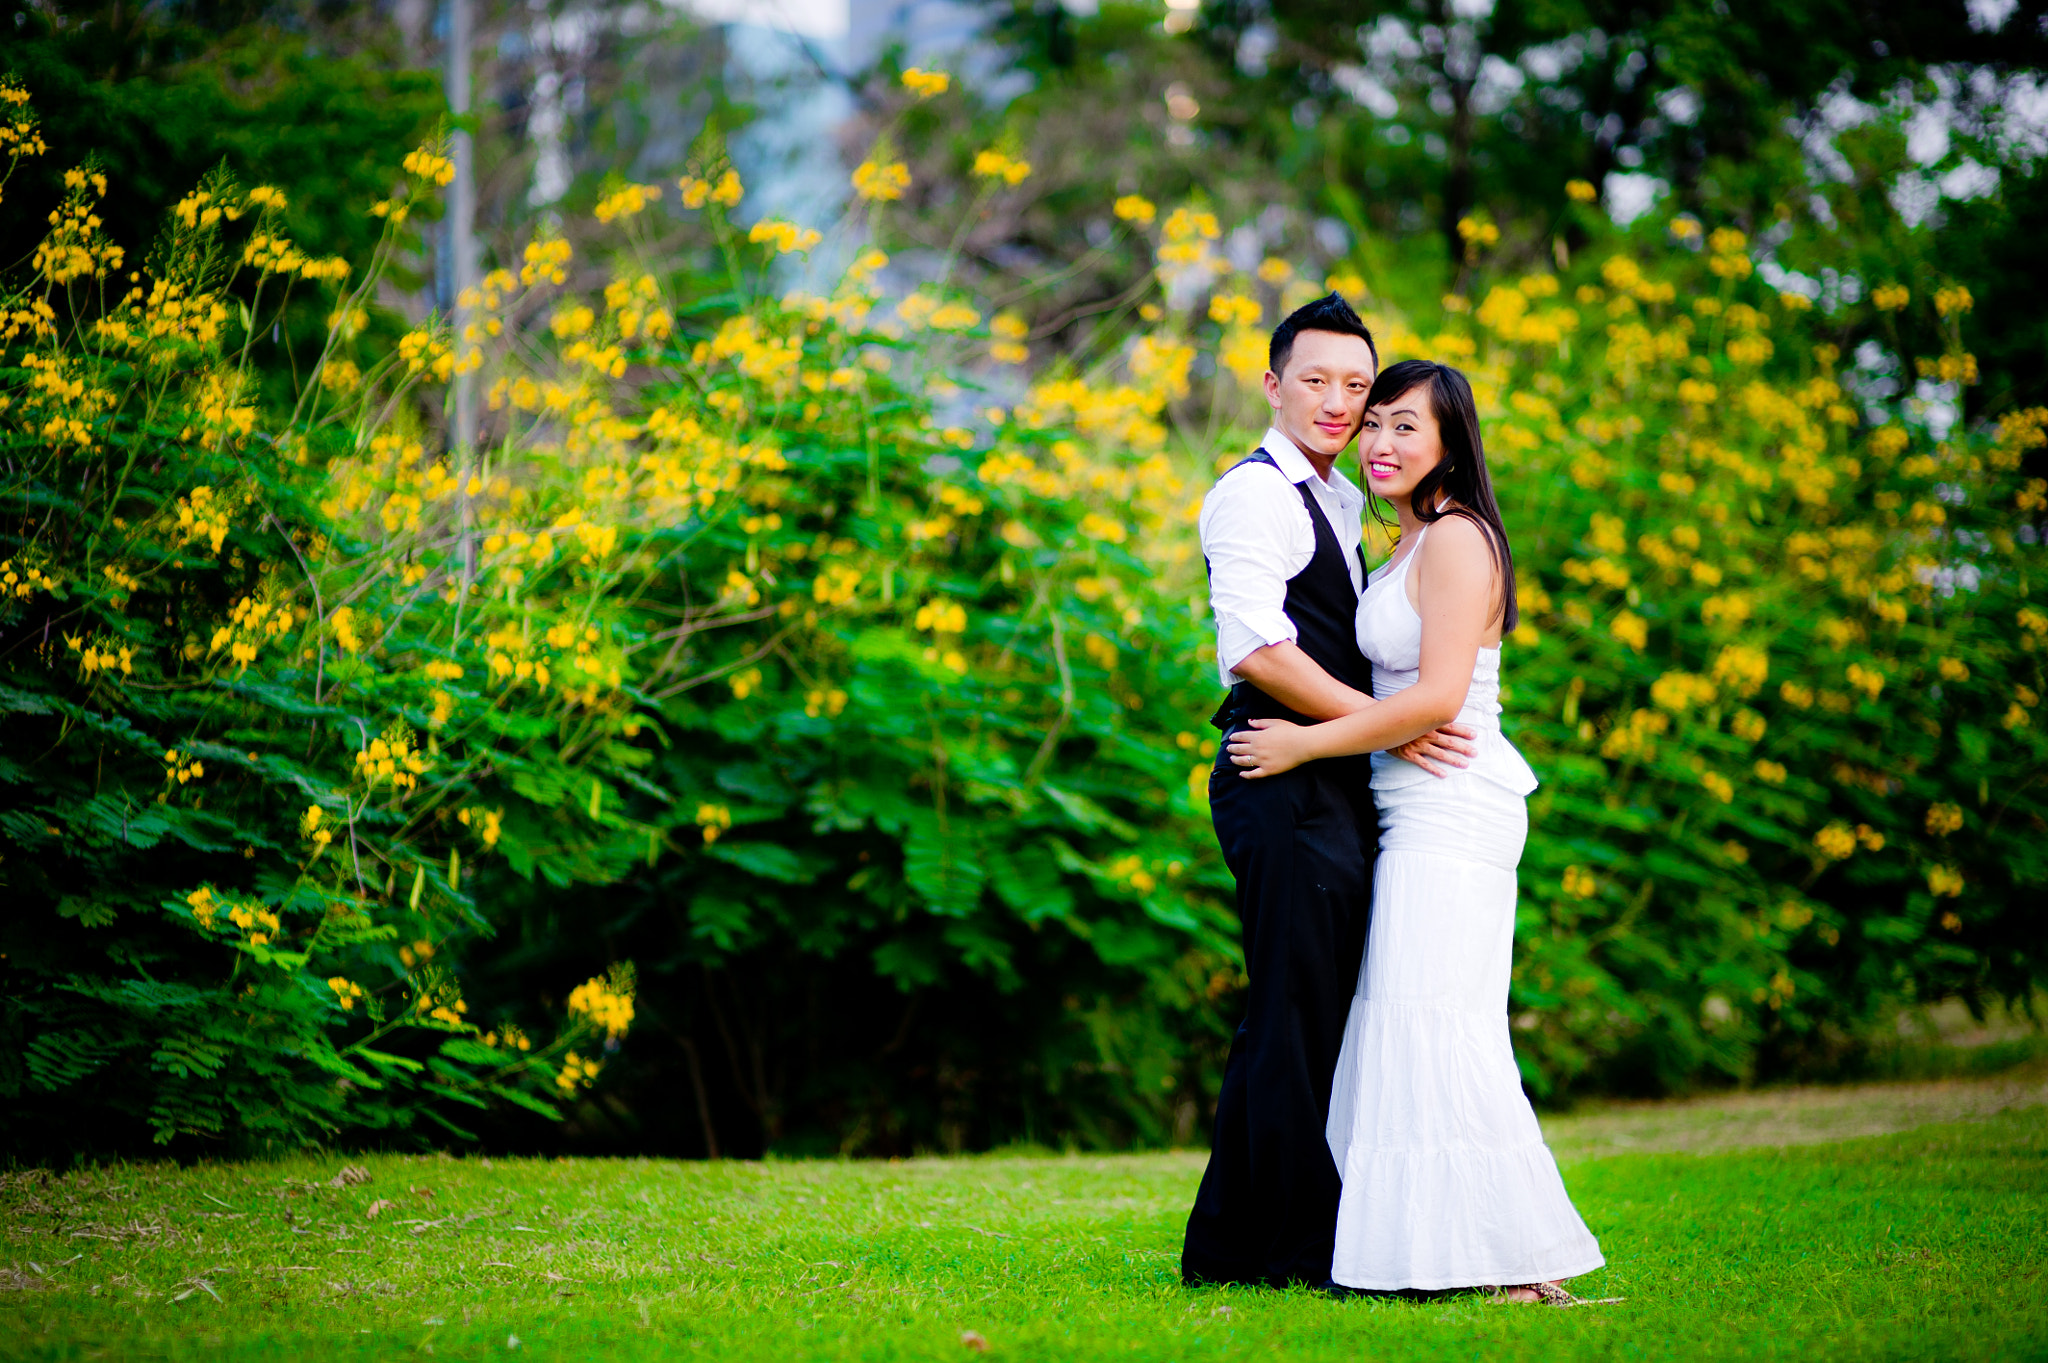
(1181, 293, 1606, 1305)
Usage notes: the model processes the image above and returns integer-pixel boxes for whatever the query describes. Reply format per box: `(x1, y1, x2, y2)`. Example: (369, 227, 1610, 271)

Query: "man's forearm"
(1230, 641, 1373, 721)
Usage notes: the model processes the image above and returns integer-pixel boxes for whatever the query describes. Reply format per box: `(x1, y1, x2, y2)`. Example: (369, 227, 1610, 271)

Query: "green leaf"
(439, 1038, 510, 1067)
(1041, 785, 1138, 841)
(707, 840, 827, 884)
(903, 814, 985, 918)
(57, 896, 119, 928)
(486, 1082, 565, 1121)
(987, 843, 1074, 922)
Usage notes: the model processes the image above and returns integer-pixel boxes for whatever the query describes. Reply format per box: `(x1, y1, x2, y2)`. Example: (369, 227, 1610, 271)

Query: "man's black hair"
(1268, 291, 1378, 378)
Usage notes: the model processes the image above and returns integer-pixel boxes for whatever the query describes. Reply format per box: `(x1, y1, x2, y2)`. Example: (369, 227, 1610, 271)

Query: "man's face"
(1262, 329, 1378, 467)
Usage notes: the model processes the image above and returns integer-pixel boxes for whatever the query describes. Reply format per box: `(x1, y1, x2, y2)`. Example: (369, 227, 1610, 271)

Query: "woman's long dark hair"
(1364, 359, 1519, 632)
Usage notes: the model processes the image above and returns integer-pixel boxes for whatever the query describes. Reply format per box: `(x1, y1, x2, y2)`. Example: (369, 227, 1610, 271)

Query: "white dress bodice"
(1355, 524, 1538, 795)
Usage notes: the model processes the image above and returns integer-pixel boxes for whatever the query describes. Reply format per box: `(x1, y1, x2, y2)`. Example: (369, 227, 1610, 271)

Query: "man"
(1181, 293, 1473, 1289)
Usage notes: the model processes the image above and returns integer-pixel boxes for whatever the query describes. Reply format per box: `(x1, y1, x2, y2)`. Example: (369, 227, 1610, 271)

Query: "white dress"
(1326, 525, 1605, 1291)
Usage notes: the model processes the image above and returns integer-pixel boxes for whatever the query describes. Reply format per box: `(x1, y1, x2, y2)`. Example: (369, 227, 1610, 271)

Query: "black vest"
(1207, 450, 1373, 731)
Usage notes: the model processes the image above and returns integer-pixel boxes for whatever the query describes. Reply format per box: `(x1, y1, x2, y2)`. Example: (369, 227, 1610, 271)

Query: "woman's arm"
(1227, 516, 1497, 777)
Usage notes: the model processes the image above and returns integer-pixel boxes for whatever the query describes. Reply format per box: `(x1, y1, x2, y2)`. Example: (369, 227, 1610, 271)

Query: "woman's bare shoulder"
(1419, 511, 1494, 568)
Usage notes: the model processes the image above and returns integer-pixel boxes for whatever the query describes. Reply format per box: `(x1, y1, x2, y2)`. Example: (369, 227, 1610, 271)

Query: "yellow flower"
(696, 803, 733, 843)
(1208, 293, 1261, 326)
(1610, 610, 1648, 651)
(1925, 803, 1963, 836)
(852, 160, 911, 202)
(593, 181, 662, 223)
(900, 67, 950, 99)
(1710, 645, 1768, 696)
(1934, 285, 1973, 316)
(928, 301, 981, 331)
(989, 312, 1030, 365)
(329, 605, 362, 655)
(897, 293, 938, 329)
(1113, 194, 1156, 225)
(320, 358, 361, 392)
(300, 804, 334, 854)
(1565, 179, 1598, 203)
(1455, 216, 1500, 256)
(1650, 670, 1718, 712)
(972, 149, 1032, 185)
(568, 971, 636, 1041)
(914, 600, 968, 634)
(457, 806, 504, 848)
(1560, 865, 1599, 898)
(805, 688, 850, 718)
(1079, 512, 1127, 544)
(1813, 823, 1856, 860)
(1927, 865, 1964, 897)
(747, 219, 822, 255)
(402, 144, 457, 186)
(556, 1050, 602, 1094)
(1872, 283, 1910, 312)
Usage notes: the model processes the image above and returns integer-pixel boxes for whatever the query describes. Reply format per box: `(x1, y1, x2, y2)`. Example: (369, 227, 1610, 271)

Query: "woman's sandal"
(1494, 1282, 1626, 1307)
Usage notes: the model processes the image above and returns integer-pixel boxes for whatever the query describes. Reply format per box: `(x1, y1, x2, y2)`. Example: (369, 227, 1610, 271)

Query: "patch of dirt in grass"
(1541, 1061, 2048, 1159)
(0, 1267, 57, 1292)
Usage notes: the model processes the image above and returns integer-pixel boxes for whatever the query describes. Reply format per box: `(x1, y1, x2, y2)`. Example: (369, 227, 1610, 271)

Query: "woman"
(1225, 360, 1608, 1305)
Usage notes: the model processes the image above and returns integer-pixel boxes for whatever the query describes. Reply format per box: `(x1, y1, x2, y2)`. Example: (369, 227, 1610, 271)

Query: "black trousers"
(1181, 746, 1376, 1288)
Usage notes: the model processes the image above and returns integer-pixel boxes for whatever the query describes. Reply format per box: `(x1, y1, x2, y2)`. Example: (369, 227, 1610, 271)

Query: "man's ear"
(1262, 369, 1282, 411)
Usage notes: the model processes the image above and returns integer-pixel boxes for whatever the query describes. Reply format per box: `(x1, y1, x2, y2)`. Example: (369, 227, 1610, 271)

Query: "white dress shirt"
(1197, 427, 1367, 687)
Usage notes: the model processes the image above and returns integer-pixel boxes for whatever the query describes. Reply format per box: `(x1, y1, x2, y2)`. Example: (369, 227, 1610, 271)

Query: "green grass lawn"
(5, 1098, 2046, 1362)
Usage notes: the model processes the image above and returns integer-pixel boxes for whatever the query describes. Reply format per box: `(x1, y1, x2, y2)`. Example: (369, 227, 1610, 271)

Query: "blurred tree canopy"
(0, 0, 440, 274)
(961, 0, 2048, 413)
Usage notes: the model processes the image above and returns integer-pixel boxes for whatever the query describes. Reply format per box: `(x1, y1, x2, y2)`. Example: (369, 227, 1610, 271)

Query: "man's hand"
(1391, 722, 1478, 778)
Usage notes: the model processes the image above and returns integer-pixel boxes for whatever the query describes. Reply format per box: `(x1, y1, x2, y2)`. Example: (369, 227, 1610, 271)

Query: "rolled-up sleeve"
(1198, 466, 1313, 687)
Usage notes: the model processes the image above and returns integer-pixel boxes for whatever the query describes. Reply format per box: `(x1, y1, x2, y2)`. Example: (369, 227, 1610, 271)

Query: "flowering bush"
(0, 94, 667, 1150)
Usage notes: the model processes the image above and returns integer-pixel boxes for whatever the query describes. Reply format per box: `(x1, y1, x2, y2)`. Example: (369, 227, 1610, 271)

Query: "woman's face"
(1359, 385, 1446, 504)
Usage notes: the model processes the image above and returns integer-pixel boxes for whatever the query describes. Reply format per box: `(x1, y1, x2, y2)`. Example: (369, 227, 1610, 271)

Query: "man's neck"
(1270, 424, 1339, 483)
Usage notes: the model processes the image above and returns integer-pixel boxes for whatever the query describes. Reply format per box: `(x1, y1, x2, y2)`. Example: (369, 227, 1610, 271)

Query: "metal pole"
(446, 0, 480, 584)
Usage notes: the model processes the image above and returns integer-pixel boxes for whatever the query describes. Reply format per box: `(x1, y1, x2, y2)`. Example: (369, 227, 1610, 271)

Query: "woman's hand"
(1226, 717, 1316, 779)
